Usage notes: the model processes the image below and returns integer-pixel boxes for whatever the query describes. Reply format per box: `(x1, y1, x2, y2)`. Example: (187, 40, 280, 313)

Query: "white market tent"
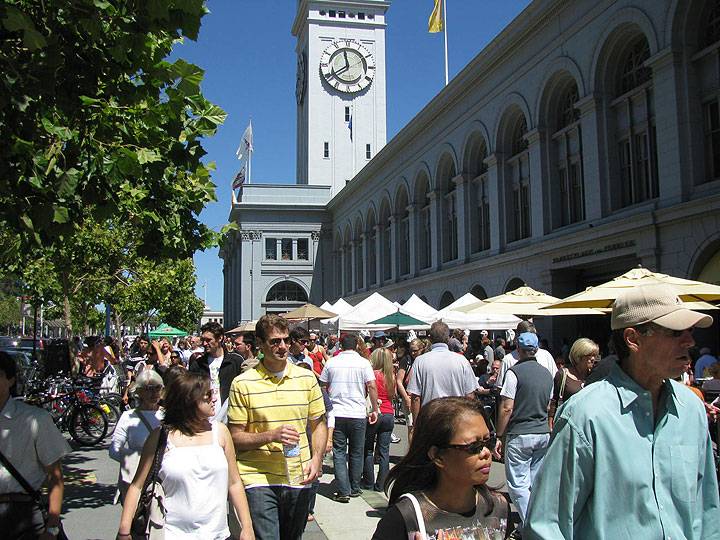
(436, 293, 521, 330)
(400, 294, 438, 323)
(319, 301, 334, 311)
(334, 292, 399, 330)
(329, 298, 355, 315)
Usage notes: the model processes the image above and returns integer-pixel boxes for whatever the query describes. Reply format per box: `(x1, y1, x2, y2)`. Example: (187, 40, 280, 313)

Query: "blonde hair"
(409, 338, 424, 351)
(568, 338, 599, 366)
(370, 347, 396, 398)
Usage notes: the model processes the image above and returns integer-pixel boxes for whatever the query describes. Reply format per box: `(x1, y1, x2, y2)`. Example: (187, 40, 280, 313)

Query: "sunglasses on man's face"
(441, 434, 496, 455)
(267, 337, 290, 347)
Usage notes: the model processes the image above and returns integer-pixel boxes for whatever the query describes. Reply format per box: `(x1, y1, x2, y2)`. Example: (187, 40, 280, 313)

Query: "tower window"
(366, 144, 372, 159)
(358, 13, 365, 20)
(349, 12, 355, 18)
(329, 10, 336, 17)
(324, 142, 330, 159)
(338, 11, 345, 18)
(319, 10, 326, 16)
(345, 107, 351, 122)
(367, 13, 374, 19)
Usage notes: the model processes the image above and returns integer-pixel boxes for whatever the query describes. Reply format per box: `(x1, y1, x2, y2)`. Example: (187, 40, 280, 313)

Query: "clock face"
(320, 39, 375, 94)
(296, 52, 306, 105)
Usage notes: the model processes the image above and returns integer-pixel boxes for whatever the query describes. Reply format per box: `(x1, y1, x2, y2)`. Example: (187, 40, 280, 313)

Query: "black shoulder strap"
(394, 496, 420, 534)
(0, 449, 41, 501)
(137, 410, 154, 434)
(138, 425, 169, 495)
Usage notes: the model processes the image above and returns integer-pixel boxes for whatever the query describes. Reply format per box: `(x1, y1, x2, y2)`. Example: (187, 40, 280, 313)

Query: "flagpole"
(443, 0, 449, 86)
(248, 119, 253, 184)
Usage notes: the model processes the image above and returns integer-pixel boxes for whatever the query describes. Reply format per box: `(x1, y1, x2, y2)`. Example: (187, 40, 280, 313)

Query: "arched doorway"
(438, 291, 455, 309)
(264, 281, 309, 314)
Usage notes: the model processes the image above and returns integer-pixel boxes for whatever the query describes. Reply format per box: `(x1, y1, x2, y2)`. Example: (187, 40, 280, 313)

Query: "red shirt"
(375, 370, 395, 414)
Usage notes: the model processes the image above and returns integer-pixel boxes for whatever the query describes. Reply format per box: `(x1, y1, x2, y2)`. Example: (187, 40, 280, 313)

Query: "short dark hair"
(200, 321, 224, 339)
(429, 321, 450, 344)
(138, 335, 150, 343)
(255, 314, 289, 342)
(290, 326, 311, 342)
(0, 351, 16, 379)
(235, 332, 255, 350)
(516, 320, 536, 334)
(341, 333, 358, 350)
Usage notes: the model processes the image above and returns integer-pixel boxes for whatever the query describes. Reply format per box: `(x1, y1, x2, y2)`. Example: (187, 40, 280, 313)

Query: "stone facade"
(224, 0, 720, 350)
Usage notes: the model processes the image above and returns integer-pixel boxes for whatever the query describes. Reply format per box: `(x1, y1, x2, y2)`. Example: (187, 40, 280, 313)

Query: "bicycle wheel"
(97, 400, 121, 436)
(103, 392, 128, 412)
(69, 404, 108, 446)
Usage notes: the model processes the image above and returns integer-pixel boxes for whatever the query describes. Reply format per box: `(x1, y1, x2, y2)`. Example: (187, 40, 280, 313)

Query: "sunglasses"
(268, 337, 290, 347)
(641, 324, 695, 338)
(141, 385, 163, 391)
(297, 339, 310, 346)
(441, 434, 496, 454)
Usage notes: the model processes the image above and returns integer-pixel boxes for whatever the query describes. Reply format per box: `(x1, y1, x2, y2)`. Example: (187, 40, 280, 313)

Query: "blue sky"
(180, 0, 532, 311)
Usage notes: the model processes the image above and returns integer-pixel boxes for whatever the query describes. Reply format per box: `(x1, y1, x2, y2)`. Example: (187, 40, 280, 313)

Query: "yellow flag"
(428, 0, 443, 33)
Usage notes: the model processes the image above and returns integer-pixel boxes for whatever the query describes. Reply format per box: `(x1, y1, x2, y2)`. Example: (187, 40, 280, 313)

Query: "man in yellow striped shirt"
(229, 314, 327, 540)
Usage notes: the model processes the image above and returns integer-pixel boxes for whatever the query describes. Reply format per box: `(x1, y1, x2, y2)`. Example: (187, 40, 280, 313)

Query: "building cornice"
(292, 0, 391, 36)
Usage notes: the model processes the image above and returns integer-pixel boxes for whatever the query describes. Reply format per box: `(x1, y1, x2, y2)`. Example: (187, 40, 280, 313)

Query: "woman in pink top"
(362, 348, 396, 491)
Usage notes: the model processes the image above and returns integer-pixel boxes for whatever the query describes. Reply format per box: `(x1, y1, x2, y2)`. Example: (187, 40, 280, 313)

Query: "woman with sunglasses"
(372, 397, 510, 539)
(117, 371, 254, 540)
(109, 370, 165, 504)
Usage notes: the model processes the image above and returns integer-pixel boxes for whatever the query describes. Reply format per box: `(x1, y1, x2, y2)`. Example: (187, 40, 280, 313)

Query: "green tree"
(1, 0, 225, 258)
(0, 292, 20, 332)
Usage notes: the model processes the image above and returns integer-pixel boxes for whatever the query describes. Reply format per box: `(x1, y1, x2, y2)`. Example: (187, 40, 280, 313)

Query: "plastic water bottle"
(283, 442, 304, 484)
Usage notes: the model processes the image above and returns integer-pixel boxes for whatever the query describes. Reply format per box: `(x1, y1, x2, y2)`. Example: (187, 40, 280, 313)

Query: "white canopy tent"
(329, 298, 355, 315)
(400, 294, 438, 323)
(436, 293, 521, 330)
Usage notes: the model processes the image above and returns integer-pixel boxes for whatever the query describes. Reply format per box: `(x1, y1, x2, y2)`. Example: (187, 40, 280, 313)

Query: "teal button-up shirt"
(524, 363, 720, 540)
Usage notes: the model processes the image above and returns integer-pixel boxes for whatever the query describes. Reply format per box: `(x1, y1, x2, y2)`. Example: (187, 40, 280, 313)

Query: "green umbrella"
(149, 323, 188, 338)
(368, 311, 429, 328)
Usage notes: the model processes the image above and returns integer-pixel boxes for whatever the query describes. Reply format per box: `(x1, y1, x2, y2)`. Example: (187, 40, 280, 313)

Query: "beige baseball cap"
(611, 284, 713, 331)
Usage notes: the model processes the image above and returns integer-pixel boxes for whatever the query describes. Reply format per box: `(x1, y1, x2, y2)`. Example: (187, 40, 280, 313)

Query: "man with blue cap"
(494, 331, 553, 527)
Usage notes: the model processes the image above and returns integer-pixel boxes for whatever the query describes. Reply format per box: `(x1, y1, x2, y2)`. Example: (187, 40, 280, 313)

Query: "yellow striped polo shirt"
(227, 360, 325, 488)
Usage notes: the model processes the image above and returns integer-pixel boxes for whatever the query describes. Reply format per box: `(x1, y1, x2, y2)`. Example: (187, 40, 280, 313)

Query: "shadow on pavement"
(63, 478, 116, 510)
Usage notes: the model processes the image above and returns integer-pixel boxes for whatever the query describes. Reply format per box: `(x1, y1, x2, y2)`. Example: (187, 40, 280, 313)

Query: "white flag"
(236, 121, 253, 160)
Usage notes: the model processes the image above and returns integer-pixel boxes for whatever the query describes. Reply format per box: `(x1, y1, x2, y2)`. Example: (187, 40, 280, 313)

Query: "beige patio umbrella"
(457, 285, 605, 317)
(546, 266, 720, 310)
(227, 320, 258, 333)
(281, 303, 337, 320)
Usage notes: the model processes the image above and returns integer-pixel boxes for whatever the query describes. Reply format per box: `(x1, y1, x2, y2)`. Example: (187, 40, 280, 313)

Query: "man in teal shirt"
(524, 284, 720, 539)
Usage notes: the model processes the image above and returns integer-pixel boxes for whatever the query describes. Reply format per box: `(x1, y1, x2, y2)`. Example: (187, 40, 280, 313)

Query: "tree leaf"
(53, 207, 70, 223)
(136, 147, 161, 164)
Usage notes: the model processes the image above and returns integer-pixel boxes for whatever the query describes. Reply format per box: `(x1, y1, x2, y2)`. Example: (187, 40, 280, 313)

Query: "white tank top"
(159, 422, 230, 539)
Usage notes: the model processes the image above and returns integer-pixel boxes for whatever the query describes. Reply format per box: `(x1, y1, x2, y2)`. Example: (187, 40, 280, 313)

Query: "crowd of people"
(1, 283, 719, 539)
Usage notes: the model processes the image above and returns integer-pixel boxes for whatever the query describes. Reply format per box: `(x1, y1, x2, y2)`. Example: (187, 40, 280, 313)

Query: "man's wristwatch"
(46, 525, 60, 536)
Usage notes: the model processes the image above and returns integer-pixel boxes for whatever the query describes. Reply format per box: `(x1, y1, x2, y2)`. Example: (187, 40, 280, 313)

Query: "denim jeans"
(504, 432, 550, 524)
(362, 412, 394, 491)
(244, 485, 311, 540)
(332, 416, 367, 496)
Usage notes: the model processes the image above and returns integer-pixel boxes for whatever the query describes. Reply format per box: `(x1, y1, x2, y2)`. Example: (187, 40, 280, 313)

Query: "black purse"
(130, 425, 168, 539)
(0, 449, 69, 540)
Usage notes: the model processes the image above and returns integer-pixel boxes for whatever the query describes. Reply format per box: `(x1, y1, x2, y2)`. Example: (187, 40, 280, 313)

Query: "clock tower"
(293, 0, 389, 197)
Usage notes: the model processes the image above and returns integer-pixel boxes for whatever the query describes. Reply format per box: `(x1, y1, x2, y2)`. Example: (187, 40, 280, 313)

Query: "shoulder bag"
(130, 426, 168, 540)
(0, 449, 69, 540)
(557, 368, 569, 408)
(397, 492, 427, 539)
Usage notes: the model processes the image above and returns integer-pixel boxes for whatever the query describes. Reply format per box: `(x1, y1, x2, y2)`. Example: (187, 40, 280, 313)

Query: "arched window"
(379, 201, 392, 282)
(415, 175, 432, 270)
(470, 285, 488, 300)
(464, 134, 490, 253)
(698, 1, 720, 183)
(396, 187, 410, 276)
(354, 221, 364, 291)
(505, 277, 524, 293)
(610, 34, 658, 207)
(366, 211, 377, 287)
(266, 281, 308, 303)
(439, 156, 458, 263)
(550, 78, 584, 228)
(506, 114, 531, 240)
(438, 291, 455, 309)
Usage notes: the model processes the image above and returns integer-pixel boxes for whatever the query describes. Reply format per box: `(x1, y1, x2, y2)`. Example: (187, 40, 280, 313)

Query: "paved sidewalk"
(60, 420, 508, 539)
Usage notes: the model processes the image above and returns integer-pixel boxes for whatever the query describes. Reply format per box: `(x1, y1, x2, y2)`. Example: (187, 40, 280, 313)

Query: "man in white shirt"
(497, 321, 557, 389)
(319, 334, 378, 502)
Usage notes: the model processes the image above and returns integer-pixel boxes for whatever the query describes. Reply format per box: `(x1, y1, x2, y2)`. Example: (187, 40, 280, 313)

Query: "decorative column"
(389, 215, 398, 282)
(576, 93, 604, 220)
(526, 128, 546, 239)
(240, 232, 254, 322)
(428, 190, 441, 270)
(375, 224, 383, 286)
(453, 174, 469, 262)
(485, 153, 503, 252)
(350, 240, 357, 294)
(407, 203, 417, 277)
(361, 232, 368, 291)
(647, 47, 688, 203)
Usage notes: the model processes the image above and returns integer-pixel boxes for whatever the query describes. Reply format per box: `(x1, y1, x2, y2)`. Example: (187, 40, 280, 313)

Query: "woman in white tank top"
(117, 371, 254, 540)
